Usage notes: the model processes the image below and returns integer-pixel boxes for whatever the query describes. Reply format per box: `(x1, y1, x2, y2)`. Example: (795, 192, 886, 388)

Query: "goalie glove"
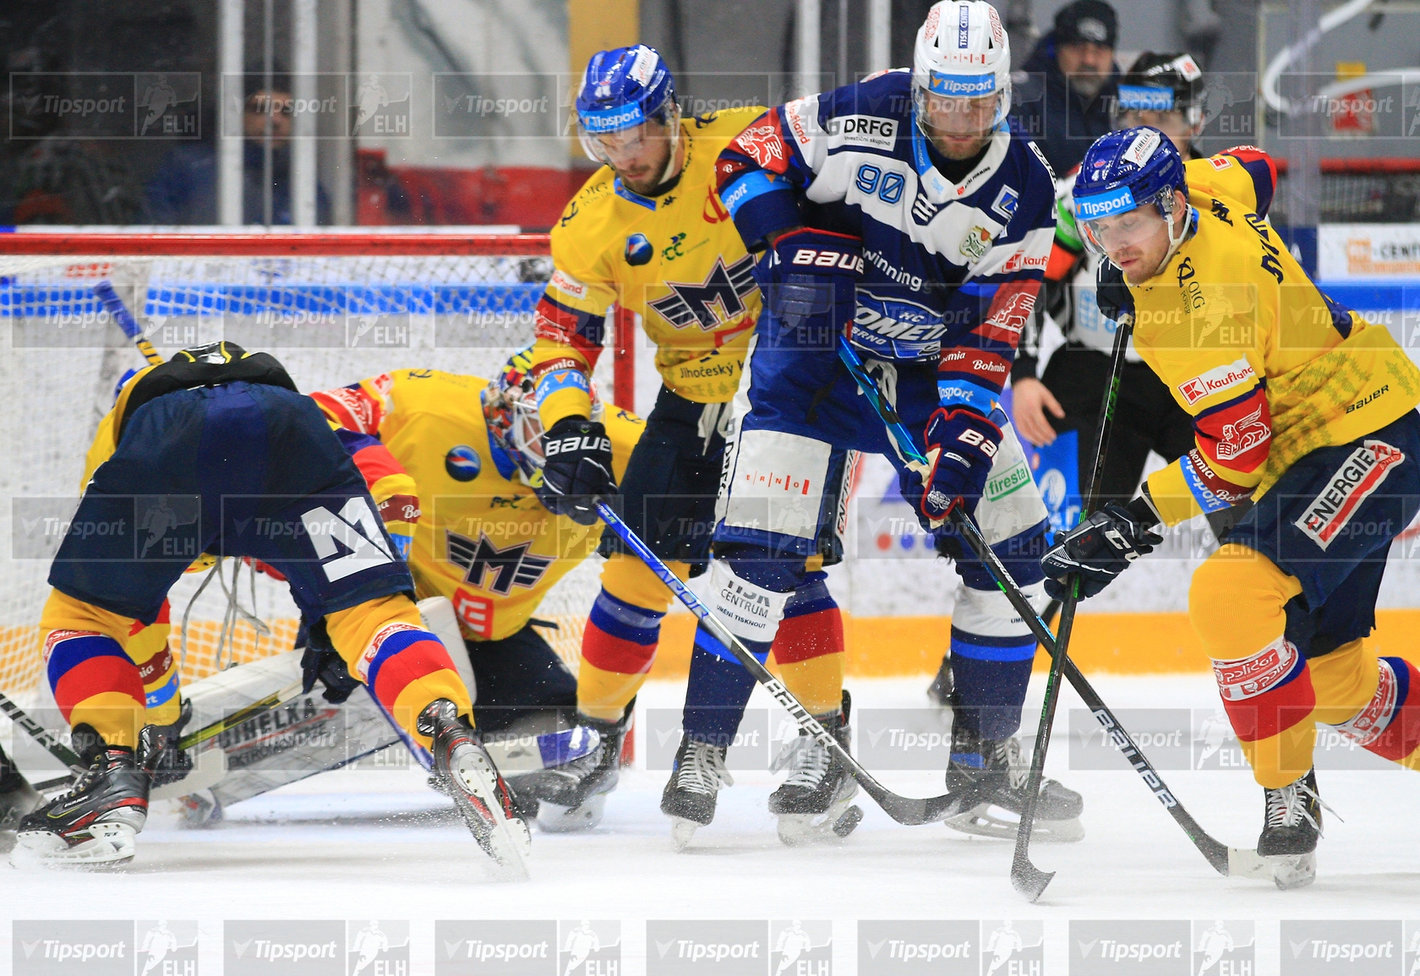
(898, 407, 1002, 528)
(536, 416, 616, 525)
(763, 228, 862, 343)
(298, 619, 361, 704)
(1041, 499, 1164, 600)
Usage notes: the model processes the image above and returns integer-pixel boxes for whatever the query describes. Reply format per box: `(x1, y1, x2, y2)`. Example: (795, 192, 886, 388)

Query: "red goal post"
(0, 229, 633, 708)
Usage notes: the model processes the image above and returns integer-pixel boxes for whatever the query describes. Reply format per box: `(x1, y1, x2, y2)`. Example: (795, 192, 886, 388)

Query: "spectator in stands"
(1013, 0, 1120, 175)
(146, 72, 330, 225)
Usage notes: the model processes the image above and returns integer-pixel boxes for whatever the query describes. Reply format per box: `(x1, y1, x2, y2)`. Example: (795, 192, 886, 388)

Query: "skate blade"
(535, 795, 606, 834)
(669, 818, 701, 851)
(942, 803, 1085, 843)
(1264, 851, 1316, 890)
(11, 821, 137, 868)
(452, 754, 532, 882)
(775, 803, 864, 846)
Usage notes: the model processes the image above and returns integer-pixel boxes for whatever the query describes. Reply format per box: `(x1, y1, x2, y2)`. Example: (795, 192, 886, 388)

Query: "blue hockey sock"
(681, 627, 766, 747)
(949, 629, 1035, 741)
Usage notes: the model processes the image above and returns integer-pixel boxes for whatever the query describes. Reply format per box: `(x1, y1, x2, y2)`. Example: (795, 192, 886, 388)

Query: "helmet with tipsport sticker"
(911, 1, 1012, 136)
(1115, 51, 1205, 128)
(574, 45, 681, 168)
(1072, 125, 1188, 261)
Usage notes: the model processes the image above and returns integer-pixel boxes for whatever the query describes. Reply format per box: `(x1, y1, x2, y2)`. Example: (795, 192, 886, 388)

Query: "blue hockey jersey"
(716, 69, 1056, 416)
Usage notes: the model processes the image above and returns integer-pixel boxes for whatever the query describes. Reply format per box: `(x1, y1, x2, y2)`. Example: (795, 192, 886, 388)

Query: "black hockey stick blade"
(0, 690, 83, 771)
(1011, 847, 1055, 901)
(598, 500, 956, 826)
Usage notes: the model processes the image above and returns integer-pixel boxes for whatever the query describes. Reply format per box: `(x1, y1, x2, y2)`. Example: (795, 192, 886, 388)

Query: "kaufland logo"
(1075, 187, 1136, 219)
(1177, 358, 1254, 405)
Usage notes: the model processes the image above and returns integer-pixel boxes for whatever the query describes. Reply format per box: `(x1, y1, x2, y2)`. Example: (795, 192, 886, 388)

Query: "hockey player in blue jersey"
(658, 0, 1084, 847)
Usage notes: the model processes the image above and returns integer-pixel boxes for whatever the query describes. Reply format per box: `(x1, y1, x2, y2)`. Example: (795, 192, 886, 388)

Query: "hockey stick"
(1009, 310, 1135, 900)
(835, 335, 1270, 885)
(95, 280, 163, 365)
(0, 690, 84, 772)
(596, 501, 957, 826)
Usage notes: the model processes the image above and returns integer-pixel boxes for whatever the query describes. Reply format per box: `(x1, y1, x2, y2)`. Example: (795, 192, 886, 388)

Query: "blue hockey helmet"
(1073, 126, 1190, 264)
(574, 45, 681, 167)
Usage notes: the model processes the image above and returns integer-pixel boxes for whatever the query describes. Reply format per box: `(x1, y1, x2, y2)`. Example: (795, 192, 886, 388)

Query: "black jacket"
(1013, 32, 1119, 176)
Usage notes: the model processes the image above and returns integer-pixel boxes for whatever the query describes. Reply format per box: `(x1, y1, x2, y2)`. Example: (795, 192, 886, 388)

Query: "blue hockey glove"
(536, 416, 616, 526)
(1095, 260, 1135, 323)
(899, 407, 1002, 528)
(764, 228, 862, 346)
(299, 619, 361, 704)
(1041, 500, 1163, 600)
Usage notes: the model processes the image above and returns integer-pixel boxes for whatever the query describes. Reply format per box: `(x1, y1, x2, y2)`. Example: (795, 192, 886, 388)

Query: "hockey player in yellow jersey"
(1043, 128, 1420, 888)
(529, 45, 856, 842)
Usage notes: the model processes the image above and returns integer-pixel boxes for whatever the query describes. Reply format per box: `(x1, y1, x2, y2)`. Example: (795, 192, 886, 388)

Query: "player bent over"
(528, 45, 854, 842)
(1045, 128, 1420, 888)
(18, 343, 528, 871)
(660, 0, 1085, 847)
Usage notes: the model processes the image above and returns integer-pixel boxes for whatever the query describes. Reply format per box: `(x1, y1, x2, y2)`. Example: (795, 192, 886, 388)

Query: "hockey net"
(1274, 157, 1420, 223)
(0, 230, 623, 710)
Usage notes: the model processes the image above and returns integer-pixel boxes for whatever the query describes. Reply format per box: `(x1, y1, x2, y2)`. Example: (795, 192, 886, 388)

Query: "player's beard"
(929, 129, 990, 162)
(617, 140, 675, 196)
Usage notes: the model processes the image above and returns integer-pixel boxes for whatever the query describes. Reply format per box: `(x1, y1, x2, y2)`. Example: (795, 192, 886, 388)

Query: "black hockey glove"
(138, 697, 194, 787)
(536, 416, 616, 525)
(898, 407, 1002, 529)
(299, 619, 361, 704)
(1041, 500, 1163, 600)
(763, 228, 862, 348)
(1095, 260, 1135, 323)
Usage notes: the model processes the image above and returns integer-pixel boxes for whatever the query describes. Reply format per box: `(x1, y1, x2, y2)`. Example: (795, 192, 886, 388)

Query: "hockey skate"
(941, 725, 1084, 842)
(0, 751, 41, 851)
(660, 736, 733, 850)
(418, 699, 531, 881)
(767, 691, 863, 845)
(926, 656, 954, 710)
(517, 712, 629, 833)
(1258, 768, 1323, 890)
(14, 740, 150, 867)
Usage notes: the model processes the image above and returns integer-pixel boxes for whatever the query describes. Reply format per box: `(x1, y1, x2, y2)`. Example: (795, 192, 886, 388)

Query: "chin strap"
(1150, 204, 1199, 278)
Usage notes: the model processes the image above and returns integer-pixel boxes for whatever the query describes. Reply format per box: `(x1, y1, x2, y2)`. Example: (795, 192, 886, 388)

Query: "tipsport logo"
(770, 920, 832, 976)
(1192, 921, 1254, 976)
(1069, 919, 1188, 974)
(647, 920, 768, 976)
(859, 920, 979, 976)
(1280, 920, 1400, 975)
(13, 919, 200, 976)
(225, 920, 343, 976)
(435, 920, 555, 976)
(346, 920, 411, 976)
(643, 707, 771, 772)
(9, 72, 201, 139)
(558, 920, 621, 976)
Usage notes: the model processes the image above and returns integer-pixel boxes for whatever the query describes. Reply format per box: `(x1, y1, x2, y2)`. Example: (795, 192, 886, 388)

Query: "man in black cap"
(1013, 0, 1120, 174)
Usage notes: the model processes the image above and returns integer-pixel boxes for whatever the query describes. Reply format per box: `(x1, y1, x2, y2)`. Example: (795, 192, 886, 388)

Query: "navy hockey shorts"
(1223, 410, 1420, 659)
(49, 381, 414, 625)
(462, 622, 577, 732)
(597, 386, 734, 574)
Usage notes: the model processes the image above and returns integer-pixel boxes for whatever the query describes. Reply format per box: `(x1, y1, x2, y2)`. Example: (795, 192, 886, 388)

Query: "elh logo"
(1192, 920, 1253, 975)
(558, 920, 621, 976)
(346, 920, 410, 976)
(770, 920, 832, 976)
(980, 920, 1043, 976)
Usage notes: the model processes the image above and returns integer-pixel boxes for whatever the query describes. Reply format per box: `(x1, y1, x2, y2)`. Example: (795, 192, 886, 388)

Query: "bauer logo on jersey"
(1295, 439, 1405, 550)
(444, 445, 482, 481)
(824, 114, 898, 150)
(446, 530, 553, 595)
(648, 254, 756, 329)
(1177, 358, 1255, 405)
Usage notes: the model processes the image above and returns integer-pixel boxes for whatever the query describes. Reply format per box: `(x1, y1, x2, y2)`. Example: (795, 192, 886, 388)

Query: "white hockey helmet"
(483, 344, 604, 485)
(912, 1, 1013, 135)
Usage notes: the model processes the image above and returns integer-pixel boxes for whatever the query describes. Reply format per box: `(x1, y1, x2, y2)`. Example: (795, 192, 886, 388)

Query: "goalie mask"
(911, 1, 1012, 151)
(574, 45, 682, 187)
(483, 345, 603, 485)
